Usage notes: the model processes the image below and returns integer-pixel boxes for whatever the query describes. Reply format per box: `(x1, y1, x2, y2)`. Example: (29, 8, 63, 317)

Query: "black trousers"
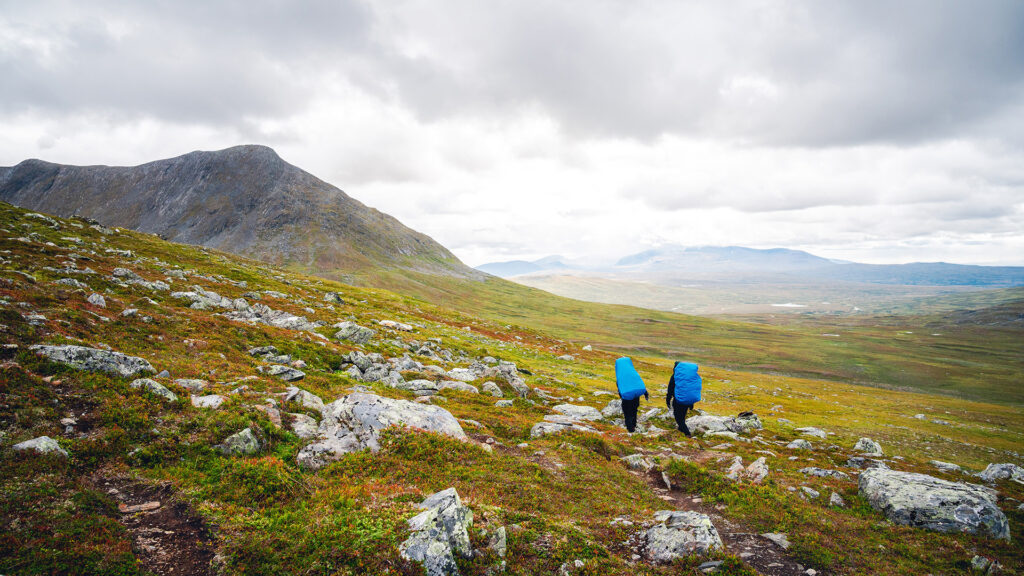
(672, 401, 692, 435)
(622, 397, 641, 432)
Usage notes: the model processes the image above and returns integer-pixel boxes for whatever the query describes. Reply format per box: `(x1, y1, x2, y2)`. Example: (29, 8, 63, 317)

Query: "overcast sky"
(2, 0, 1023, 266)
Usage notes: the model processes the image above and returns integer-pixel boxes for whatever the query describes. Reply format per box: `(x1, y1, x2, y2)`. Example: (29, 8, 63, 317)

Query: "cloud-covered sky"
(2, 0, 1023, 266)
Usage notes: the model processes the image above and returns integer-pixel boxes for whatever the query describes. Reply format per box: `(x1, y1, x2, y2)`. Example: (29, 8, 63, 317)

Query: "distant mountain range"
(479, 245, 1024, 287)
(0, 145, 479, 281)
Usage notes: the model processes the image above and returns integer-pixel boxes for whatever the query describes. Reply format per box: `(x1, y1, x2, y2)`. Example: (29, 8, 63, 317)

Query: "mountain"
(0, 145, 479, 281)
(615, 245, 835, 273)
(475, 255, 570, 278)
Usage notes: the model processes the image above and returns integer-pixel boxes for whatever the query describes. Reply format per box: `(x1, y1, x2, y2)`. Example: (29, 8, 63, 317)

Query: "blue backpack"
(615, 357, 647, 401)
(673, 362, 702, 405)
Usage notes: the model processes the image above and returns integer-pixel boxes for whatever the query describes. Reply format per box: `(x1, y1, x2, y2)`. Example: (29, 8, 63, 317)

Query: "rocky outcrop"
(225, 303, 321, 332)
(13, 435, 68, 457)
(30, 344, 154, 378)
(643, 510, 723, 562)
(399, 488, 474, 576)
(858, 469, 1009, 540)
(296, 393, 466, 469)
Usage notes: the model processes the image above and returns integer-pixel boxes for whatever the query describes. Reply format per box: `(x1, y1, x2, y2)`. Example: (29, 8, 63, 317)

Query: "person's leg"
(622, 397, 640, 432)
(673, 401, 692, 436)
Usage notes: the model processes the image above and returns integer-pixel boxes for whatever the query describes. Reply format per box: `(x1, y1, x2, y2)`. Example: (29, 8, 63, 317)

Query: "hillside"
(1, 202, 1022, 576)
(0, 145, 478, 282)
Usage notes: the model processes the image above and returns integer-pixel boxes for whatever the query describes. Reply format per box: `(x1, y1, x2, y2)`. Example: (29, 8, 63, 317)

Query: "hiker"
(666, 361, 701, 437)
(615, 357, 649, 432)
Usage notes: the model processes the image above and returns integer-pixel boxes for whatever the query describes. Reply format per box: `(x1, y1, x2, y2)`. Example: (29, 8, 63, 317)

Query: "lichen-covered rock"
(854, 437, 883, 455)
(396, 379, 441, 396)
(13, 435, 68, 457)
(745, 457, 770, 483)
(87, 293, 106, 307)
(285, 386, 324, 414)
(380, 319, 413, 331)
(481, 381, 503, 397)
(265, 364, 305, 382)
(552, 404, 603, 422)
(288, 413, 319, 439)
(216, 428, 262, 456)
(446, 368, 477, 382)
(438, 381, 479, 394)
(622, 454, 654, 471)
(400, 488, 474, 576)
(685, 414, 731, 435)
(977, 463, 1024, 484)
(847, 456, 888, 469)
(173, 378, 208, 392)
(796, 427, 827, 439)
(529, 419, 597, 438)
(728, 412, 763, 433)
(644, 510, 723, 562)
(930, 460, 962, 473)
(191, 394, 227, 409)
(333, 321, 375, 344)
(30, 344, 154, 377)
(800, 467, 851, 480)
(130, 378, 178, 402)
(858, 469, 1009, 540)
(601, 399, 622, 418)
(787, 439, 813, 450)
(296, 393, 466, 469)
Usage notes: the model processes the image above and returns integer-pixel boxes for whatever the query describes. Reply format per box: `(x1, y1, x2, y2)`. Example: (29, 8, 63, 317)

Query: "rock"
(972, 555, 992, 572)
(288, 413, 319, 439)
(396, 379, 441, 396)
(191, 394, 226, 409)
(725, 456, 745, 480)
(846, 456, 889, 470)
(582, 345, 592, 351)
(324, 292, 344, 304)
(489, 526, 507, 558)
(118, 501, 161, 514)
(130, 378, 178, 402)
(829, 492, 846, 507)
(265, 364, 305, 382)
(977, 463, 1024, 484)
(762, 532, 790, 549)
(729, 412, 763, 433)
(685, 414, 731, 435)
(400, 488, 474, 576)
(601, 399, 622, 418)
(173, 378, 208, 392)
(296, 393, 467, 469)
(745, 457, 769, 483)
(801, 486, 820, 499)
(930, 460, 962, 473)
(787, 439, 813, 450)
(644, 510, 723, 562)
(13, 435, 68, 457)
(333, 321, 375, 344)
(225, 302, 320, 332)
(481, 381, 503, 397)
(438, 381, 480, 394)
(858, 468, 1009, 539)
(530, 420, 596, 438)
(248, 345, 279, 357)
(446, 368, 477, 382)
(285, 386, 325, 414)
(495, 399, 513, 408)
(800, 467, 851, 480)
(854, 437, 883, 455)
(380, 319, 413, 331)
(796, 427, 827, 439)
(87, 293, 106, 307)
(622, 454, 654, 471)
(30, 344, 155, 377)
(216, 428, 262, 456)
(552, 404, 603, 421)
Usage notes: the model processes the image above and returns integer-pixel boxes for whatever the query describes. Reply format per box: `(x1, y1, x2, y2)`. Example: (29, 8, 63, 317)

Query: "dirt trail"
(93, 475, 217, 576)
(641, 468, 810, 576)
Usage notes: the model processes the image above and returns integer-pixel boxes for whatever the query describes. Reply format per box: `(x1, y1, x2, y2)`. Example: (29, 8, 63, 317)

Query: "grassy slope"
(363, 271, 1024, 406)
(0, 202, 1021, 575)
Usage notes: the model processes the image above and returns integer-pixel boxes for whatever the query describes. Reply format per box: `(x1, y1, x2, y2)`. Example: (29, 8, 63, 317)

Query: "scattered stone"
(726, 456, 745, 481)
(489, 526, 507, 558)
(400, 488, 474, 576)
(530, 420, 597, 438)
(380, 319, 413, 331)
(30, 344, 154, 377)
(130, 378, 178, 402)
(495, 399, 514, 408)
(285, 386, 325, 414)
(481, 381, 503, 397)
(622, 454, 654, 471)
(87, 293, 106, 307)
(333, 321, 375, 344)
(761, 532, 790, 550)
(582, 345, 592, 351)
(173, 378, 208, 392)
(191, 394, 227, 409)
(745, 457, 770, 483)
(118, 501, 161, 514)
(800, 467, 851, 480)
(643, 510, 724, 562)
(801, 486, 820, 499)
(297, 393, 466, 469)
(829, 492, 846, 507)
(977, 463, 1024, 484)
(438, 381, 480, 394)
(216, 428, 262, 456)
(859, 468, 1009, 539)
(787, 439, 812, 450)
(446, 368, 477, 382)
(13, 435, 68, 457)
(552, 404, 603, 421)
(846, 456, 889, 470)
(854, 437, 883, 455)
(265, 364, 305, 382)
(930, 460, 962, 473)
(796, 427, 827, 439)
(601, 399, 622, 418)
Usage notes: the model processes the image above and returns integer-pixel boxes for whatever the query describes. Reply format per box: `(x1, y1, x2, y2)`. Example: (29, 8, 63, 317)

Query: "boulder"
(285, 386, 325, 414)
(173, 378, 208, 392)
(685, 414, 731, 435)
(745, 457, 770, 483)
(30, 344, 154, 377)
(446, 368, 477, 382)
(530, 420, 596, 438)
(930, 460, 962, 473)
(266, 364, 305, 382)
(601, 399, 622, 418)
(796, 427, 827, 439)
(552, 404, 603, 422)
(288, 413, 319, 439)
(87, 293, 106, 307)
(130, 378, 178, 402)
(859, 469, 1009, 539)
(296, 393, 466, 469)
(400, 488, 473, 576)
(225, 303, 320, 332)
(216, 428, 262, 456)
(396, 379, 441, 396)
(830, 492, 846, 507)
(644, 510, 723, 562)
(800, 467, 851, 480)
(191, 394, 226, 409)
(854, 437, 883, 455)
(977, 463, 1024, 484)
(333, 322, 375, 344)
(13, 435, 68, 457)
(481, 381, 503, 397)
(495, 399, 513, 408)
(846, 456, 888, 469)
(438, 381, 480, 394)
(380, 320, 414, 331)
(622, 454, 655, 471)
(728, 412, 763, 433)
(787, 439, 812, 450)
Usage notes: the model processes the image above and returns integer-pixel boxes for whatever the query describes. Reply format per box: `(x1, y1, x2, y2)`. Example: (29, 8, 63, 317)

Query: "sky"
(2, 0, 1024, 267)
